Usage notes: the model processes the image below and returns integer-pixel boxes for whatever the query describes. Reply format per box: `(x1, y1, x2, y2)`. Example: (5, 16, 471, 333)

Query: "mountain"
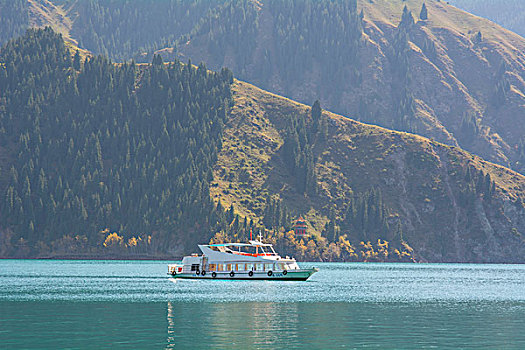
(448, 0, 525, 39)
(176, 0, 525, 177)
(1, 29, 524, 262)
(2, 1, 525, 177)
(217, 79, 525, 263)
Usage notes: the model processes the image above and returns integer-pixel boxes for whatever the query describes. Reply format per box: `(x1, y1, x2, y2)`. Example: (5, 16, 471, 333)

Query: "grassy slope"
(28, 0, 73, 42)
(362, 0, 525, 49)
(358, 0, 525, 163)
(214, 79, 525, 262)
(177, 0, 525, 174)
(26, 0, 91, 59)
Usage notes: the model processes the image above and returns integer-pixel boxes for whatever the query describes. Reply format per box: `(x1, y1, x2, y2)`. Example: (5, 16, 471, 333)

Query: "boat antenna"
(258, 230, 263, 242)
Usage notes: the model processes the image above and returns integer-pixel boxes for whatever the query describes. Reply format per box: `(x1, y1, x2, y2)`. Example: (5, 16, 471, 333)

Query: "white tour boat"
(168, 239, 318, 281)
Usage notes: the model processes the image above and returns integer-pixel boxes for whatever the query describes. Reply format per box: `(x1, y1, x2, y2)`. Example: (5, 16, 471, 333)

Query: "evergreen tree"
(73, 50, 81, 70)
(340, 188, 390, 243)
(152, 54, 163, 66)
(324, 207, 338, 242)
(399, 6, 415, 28)
(311, 100, 321, 126)
(420, 3, 428, 21)
(474, 31, 482, 43)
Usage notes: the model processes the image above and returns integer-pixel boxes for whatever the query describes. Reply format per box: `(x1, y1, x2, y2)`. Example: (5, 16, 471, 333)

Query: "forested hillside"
(0, 0, 28, 45)
(0, 29, 524, 262)
(209, 80, 525, 263)
(1, 4, 525, 262)
(0, 28, 234, 257)
(2, 1, 525, 177)
(449, 0, 525, 38)
(68, 0, 223, 60)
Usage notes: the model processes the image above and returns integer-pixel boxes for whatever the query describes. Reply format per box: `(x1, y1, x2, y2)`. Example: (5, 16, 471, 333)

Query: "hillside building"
(293, 217, 307, 236)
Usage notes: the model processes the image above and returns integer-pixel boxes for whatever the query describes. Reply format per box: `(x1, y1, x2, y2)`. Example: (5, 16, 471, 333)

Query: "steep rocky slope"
(214, 80, 525, 262)
(178, 0, 525, 175)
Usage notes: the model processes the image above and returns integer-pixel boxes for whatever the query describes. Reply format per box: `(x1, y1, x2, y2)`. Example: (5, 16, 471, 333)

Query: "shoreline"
(0, 255, 180, 261)
(1, 257, 524, 264)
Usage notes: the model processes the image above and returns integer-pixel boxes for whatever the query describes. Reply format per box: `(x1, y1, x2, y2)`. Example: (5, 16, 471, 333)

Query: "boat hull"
(169, 268, 317, 281)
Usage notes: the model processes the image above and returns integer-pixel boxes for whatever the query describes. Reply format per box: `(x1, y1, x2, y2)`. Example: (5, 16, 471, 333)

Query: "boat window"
(226, 264, 232, 271)
(190, 264, 200, 271)
(209, 264, 216, 271)
(232, 245, 258, 256)
(257, 263, 264, 271)
(265, 264, 272, 271)
(218, 264, 223, 272)
(209, 246, 234, 254)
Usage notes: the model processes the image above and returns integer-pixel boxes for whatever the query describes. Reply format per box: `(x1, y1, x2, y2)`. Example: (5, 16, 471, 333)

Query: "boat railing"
(231, 251, 276, 257)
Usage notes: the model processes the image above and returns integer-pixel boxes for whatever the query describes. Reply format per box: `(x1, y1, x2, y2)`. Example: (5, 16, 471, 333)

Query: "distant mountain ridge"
(449, 0, 525, 39)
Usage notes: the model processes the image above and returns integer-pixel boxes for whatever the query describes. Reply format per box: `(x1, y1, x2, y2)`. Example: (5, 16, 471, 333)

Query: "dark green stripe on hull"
(170, 275, 312, 281)
(168, 269, 317, 281)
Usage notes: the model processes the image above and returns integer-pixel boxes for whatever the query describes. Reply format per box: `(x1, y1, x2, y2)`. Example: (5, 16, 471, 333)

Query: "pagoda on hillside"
(293, 216, 307, 236)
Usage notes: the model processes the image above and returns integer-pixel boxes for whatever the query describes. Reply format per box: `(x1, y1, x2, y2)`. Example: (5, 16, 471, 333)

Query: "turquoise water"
(1, 260, 524, 349)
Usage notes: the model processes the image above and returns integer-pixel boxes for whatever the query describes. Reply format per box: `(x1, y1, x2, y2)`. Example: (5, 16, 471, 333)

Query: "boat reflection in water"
(166, 301, 300, 349)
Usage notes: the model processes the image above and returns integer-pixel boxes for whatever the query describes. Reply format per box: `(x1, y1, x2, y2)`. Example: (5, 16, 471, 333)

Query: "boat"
(168, 238, 318, 281)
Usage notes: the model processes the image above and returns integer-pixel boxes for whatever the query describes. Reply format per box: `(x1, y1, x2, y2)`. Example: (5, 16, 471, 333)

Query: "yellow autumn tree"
(337, 235, 358, 261)
(103, 232, 123, 248)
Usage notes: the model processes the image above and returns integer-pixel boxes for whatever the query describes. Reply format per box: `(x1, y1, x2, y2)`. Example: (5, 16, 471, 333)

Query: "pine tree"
(311, 100, 321, 127)
(399, 6, 415, 28)
(0, 28, 234, 256)
(324, 207, 338, 242)
(73, 50, 81, 70)
(152, 54, 163, 66)
(419, 3, 428, 21)
(474, 31, 482, 43)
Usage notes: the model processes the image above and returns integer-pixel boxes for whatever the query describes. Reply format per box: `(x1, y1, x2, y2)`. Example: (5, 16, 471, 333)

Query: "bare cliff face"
(178, 0, 525, 175)
(215, 80, 525, 263)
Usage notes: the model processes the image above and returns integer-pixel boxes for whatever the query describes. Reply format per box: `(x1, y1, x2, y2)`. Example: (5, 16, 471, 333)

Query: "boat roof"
(202, 240, 273, 247)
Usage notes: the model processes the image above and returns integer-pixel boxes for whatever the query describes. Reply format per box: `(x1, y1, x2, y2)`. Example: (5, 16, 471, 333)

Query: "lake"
(1, 260, 524, 349)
